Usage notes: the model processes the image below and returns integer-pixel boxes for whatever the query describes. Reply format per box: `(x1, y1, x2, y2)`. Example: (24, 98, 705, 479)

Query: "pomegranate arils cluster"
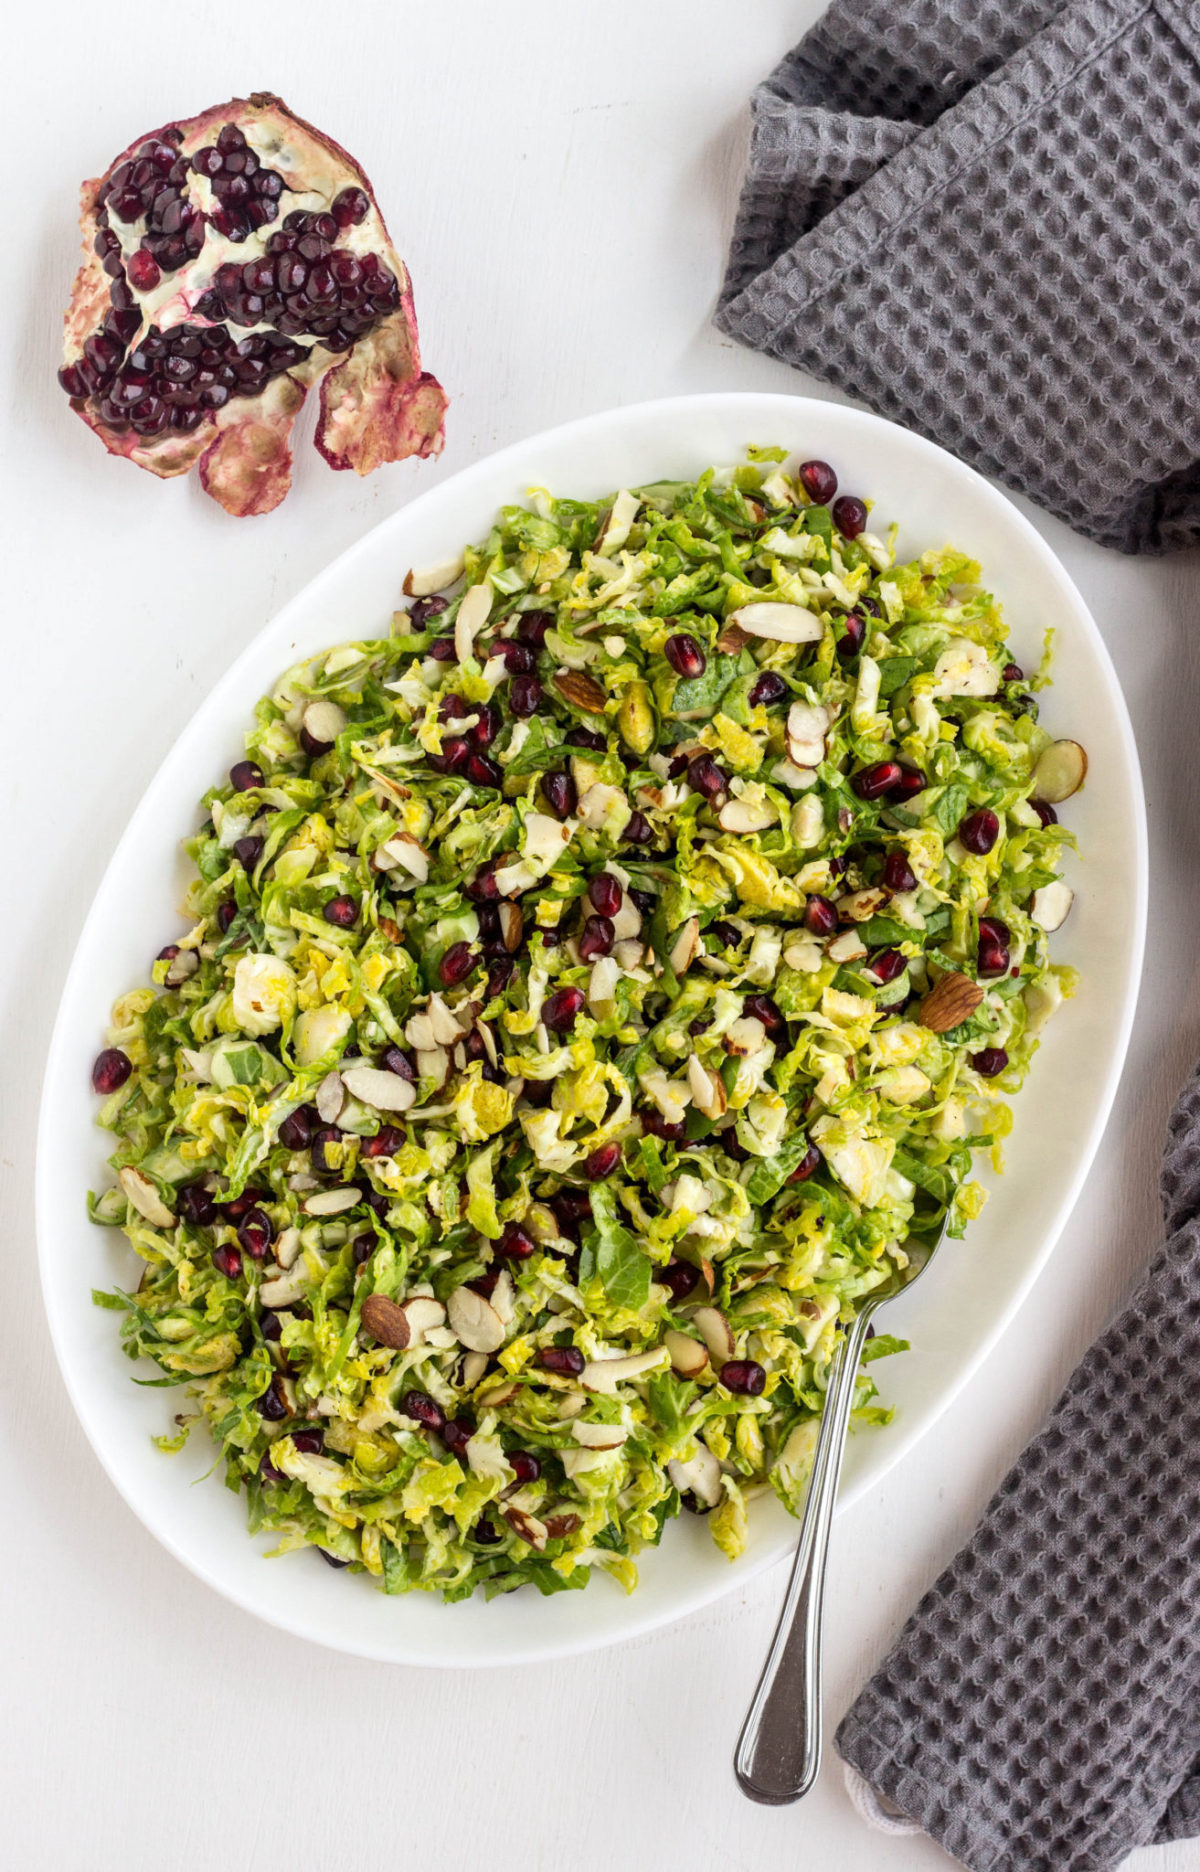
(58, 93, 446, 515)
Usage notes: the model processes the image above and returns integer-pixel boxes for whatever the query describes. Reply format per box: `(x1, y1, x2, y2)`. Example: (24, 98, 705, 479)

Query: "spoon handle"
(733, 1301, 879, 1804)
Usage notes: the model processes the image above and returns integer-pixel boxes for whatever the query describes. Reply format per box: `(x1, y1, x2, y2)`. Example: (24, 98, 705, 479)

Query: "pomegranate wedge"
(58, 92, 446, 516)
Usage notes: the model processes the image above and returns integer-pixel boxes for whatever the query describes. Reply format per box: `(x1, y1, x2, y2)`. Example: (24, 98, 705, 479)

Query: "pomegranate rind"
(59, 91, 445, 515)
(315, 305, 450, 474)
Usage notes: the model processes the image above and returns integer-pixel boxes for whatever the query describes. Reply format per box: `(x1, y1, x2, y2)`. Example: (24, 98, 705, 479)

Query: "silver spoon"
(734, 1221, 946, 1805)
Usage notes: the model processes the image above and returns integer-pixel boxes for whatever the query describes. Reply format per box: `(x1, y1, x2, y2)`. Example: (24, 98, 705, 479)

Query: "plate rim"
(36, 389, 1148, 1666)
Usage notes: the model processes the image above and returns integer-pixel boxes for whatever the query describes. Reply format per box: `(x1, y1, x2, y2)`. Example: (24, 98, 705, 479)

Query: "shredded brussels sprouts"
(89, 453, 1078, 1601)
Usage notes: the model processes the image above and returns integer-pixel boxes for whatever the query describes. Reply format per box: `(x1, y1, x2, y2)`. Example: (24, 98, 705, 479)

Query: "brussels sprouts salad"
(89, 450, 1081, 1602)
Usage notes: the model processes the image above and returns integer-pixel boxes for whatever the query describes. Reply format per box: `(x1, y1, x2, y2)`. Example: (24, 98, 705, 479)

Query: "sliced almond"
(786, 701, 831, 768)
(301, 699, 346, 749)
(460, 1349, 489, 1389)
(931, 638, 999, 698)
(401, 1296, 446, 1342)
(665, 1329, 709, 1379)
(1032, 739, 1087, 804)
(117, 1167, 176, 1230)
(274, 1227, 302, 1271)
(163, 948, 199, 988)
(827, 928, 867, 963)
(1031, 880, 1074, 932)
(454, 582, 493, 665)
(589, 955, 620, 1007)
(477, 1379, 520, 1408)
(497, 902, 523, 953)
(415, 1044, 450, 1086)
(372, 833, 429, 882)
(594, 487, 640, 554)
(715, 619, 751, 653)
(838, 887, 890, 923)
(919, 971, 985, 1033)
(691, 1305, 735, 1365)
(447, 1285, 506, 1353)
(667, 1445, 722, 1509)
(504, 1506, 549, 1550)
(360, 1294, 413, 1349)
(727, 601, 824, 644)
(717, 795, 778, 834)
(669, 916, 701, 977)
(570, 1420, 629, 1450)
(341, 1065, 417, 1113)
(378, 916, 402, 944)
(580, 1348, 668, 1393)
(315, 1070, 345, 1123)
(427, 994, 467, 1046)
(404, 554, 465, 598)
(554, 669, 608, 714)
(687, 1053, 727, 1119)
(301, 1186, 362, 1216)
(613, 938, 645, 970)
(724, 1015, 767, 1057)
(542, 1511, 584, 1541)
(260, 1271, 305, 1308)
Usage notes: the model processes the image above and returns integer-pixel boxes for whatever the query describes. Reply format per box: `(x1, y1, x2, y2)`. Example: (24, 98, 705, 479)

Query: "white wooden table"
(6, 3, 1200, 1867)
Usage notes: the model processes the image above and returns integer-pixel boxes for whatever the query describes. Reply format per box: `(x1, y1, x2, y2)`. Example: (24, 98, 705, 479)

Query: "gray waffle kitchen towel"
(834, 1061, 1200, 1871)
(715, 0, 1200, 554)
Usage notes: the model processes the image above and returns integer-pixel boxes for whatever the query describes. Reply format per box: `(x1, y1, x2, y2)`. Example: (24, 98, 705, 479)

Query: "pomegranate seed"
(537, 1346, 585, 1375)
(566, 727, 606, 751)
(178, 1181, 217, 1226)
(126, 247, 162, 293)
(836, 612, 866, 659)
(720, 1359, 766, 1395)
(517, 610, 553, 647)
(278, 1105, 316, 1151)
(1002, 662, 1023, 682)
(237, 1208, 273, 1258)
(509, 1451, 541, 1484)
(850, 761, 902, 801)
(261, 1311, 283, 1343)
(748, 671, 787, 707)
(972, 1046, 1009, 1077)
(722, 1129, 749, 1161)
(641, 1111, 685, 1141)
(497, 640, 536, 675)
(510, 674, 542, 717)
(883, 851, 918, 894)
(331, 186, 370, 227)
(233, 834, 263, 871)
(542, 770, 578, 820)
(832, 495, 868, 539)
(311, 1126, 343, 1175)
(743, 993, 784, 1033)
(584, 1142, 621, 1180)
(257, 1375, 289, 1420)
(361, 1125, 404, 1158)
(543, 986, 585, 1033)
(291, 1425, 325, 1455)
(440, 941, 476, 987)
(487, 957, 515, 998)
(579, 915, 615, 961)
(623, 811, 652, 845)
(299, 725, 331, 758)
(1032, 800, 1058, 828)
(323, 895, 358, 927)
(381, 1046, 416, 1080)
(259, 1452, 285, 1485)
(787, 1142, 821, 1183)
(496, 1221, 535, 1260)
(893, 765, 927, 800)
(213, 1244, 242, 1279)
(804, 895, 838, 938)
(430, 735, 470, 774)
(428, 637, 457, 662)
(222, 1186, 268, 1222)
(959, 808, 1000, 855)
(352, 1233, 376, 1266)
(229, 759, 263, 791)
(92, 1048, 132, 1094)
(661, 1259, 699, 1303)
(799, 460, 837, 503)
(687, 753, 727, 801)
(867, 948, 906, 985)
(442, 1418, 474, 1456)
(467, 752, 502, 789)
(709, 919, 741, 948)
(470, 703, 502, 749)
(466, 859, 502, 901)
(977, 917, 1011, 978)
(402, 1391, 446, 1433)
(317, 1550, 350, 1568)
(665, 634, 706, 680)
(438, 691, 468, 722)
(409, 595, 449, 629)
(584, 874, 619, 918)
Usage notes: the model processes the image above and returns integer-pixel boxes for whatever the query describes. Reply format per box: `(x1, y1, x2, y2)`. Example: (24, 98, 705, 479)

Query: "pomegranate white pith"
(58, 92, 447, 516)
